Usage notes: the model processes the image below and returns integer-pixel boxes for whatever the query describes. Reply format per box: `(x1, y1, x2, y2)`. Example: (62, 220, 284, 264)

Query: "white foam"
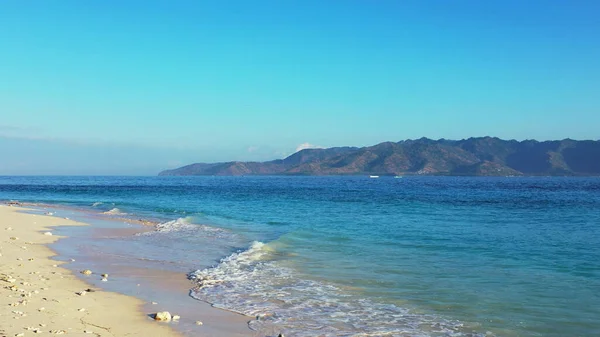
(138, 217, 230, 238)
(190, 242, 492, 337)
(102, 208, 126, 215)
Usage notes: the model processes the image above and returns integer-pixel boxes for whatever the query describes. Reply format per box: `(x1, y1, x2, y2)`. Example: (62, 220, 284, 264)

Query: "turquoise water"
(1, 176, 599, 336)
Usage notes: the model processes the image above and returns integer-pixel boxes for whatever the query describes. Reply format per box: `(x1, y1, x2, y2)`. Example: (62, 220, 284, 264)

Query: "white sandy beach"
(0, 205, 183, 336)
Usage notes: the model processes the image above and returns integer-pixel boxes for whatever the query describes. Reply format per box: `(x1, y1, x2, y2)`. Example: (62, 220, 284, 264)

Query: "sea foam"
(189, 242, 490, 337)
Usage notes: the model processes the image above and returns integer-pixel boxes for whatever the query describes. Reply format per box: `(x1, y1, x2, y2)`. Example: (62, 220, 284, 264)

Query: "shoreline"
(0, 204, 252, 337)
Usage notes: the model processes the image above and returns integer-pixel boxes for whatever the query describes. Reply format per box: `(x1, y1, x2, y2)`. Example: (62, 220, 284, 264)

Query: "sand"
(0, 205, 182, 337)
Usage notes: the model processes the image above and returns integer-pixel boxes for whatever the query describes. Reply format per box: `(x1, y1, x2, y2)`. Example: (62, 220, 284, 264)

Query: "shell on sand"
(154, 311, 172, 321)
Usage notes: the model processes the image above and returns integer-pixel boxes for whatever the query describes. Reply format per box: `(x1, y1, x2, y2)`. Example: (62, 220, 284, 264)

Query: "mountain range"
(159, 137, 600, 176)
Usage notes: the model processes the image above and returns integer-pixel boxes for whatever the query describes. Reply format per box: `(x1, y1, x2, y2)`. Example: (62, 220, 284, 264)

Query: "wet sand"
(0, 205, 253, 337)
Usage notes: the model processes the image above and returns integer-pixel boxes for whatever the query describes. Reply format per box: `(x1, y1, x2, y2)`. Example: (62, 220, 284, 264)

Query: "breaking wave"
(138, 217, 231, 238)
(102, 207, 126, 215)
(189, 242, 491, 337)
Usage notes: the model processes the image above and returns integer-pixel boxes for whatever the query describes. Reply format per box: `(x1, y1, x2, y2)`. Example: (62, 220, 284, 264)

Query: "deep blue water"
(1, 176, 599, 336)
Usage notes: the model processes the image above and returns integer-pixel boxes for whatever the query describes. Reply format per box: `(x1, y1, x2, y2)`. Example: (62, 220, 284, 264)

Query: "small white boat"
(369, 175, 379, 178)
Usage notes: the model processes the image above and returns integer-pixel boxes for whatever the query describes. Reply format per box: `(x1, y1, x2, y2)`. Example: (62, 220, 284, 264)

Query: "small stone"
(81, 269, 92, 275)
(16, 333, 25, 336)
(195, 321, 203, 325)
(76, 291, 87, 296)
(28, 258, 34, 261)
(78, 308, 86, 312)
(38, 307, 45, 312)
(10, 236, 18, 240)
(84, 331, 93, 334)
(154, 311, 172, 321)
(172, 315, 180, 321)
(44, 232, 53, 236)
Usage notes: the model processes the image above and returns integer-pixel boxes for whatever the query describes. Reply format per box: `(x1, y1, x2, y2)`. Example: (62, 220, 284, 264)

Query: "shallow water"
(1, 176, 599, 336)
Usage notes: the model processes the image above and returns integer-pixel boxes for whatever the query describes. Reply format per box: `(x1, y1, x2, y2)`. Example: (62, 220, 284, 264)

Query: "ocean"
(1, 176, 599, 336)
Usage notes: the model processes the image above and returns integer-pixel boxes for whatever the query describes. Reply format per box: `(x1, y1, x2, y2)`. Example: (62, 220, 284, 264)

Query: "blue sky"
(1, 0, 599, 174)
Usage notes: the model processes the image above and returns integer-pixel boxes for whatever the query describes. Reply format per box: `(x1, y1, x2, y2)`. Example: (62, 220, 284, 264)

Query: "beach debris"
(80, 269, 92, 275)
(44, 232, 53, 236)
(39, 307, 45, 311)
(28, 258, 34, 261)
(172, 315, 180, 321)
(195, 321, 203, 326)
(84, 330, 93, 334)
(51, 330, 67, 334)
(101, 277, 108, 282)
(76, 291, 87, 296)
(151, 302, 158, 305)
(70, 259, 76, 262)
(154, 311, 172, 321)
(278, 334, 285, 337)
(10, 236, 18, 240)
(78, 308, 86, 312)
(16, 333, 25, 337)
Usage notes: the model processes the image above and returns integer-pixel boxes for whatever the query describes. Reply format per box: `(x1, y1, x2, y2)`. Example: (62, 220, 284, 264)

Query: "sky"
(1, 0, 599, 175)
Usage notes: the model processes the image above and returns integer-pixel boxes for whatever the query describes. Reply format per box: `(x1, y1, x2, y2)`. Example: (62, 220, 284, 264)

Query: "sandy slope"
(0, 205, 181, 337)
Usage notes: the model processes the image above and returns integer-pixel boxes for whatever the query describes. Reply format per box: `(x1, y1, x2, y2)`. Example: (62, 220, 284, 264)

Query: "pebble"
(10, 236, 18, 240)
(78, 308, 86, 312)
(81, 270, 92, 275)
(44, 232, 53, 236)
(154, 311, 172, 321)
(195, 321, 203, 326)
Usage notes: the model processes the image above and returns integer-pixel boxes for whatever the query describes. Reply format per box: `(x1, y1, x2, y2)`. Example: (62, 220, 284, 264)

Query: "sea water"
(1, 176, 599, 336)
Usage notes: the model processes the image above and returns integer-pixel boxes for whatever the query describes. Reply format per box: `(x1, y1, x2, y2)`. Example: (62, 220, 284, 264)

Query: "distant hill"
(158, 137, 600, 176)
